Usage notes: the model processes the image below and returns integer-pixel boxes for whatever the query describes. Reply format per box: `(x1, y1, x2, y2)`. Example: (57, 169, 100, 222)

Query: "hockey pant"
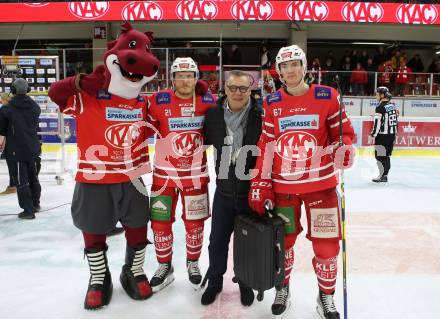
(274, 187, 341, 294)
(150, 185, 209, 263)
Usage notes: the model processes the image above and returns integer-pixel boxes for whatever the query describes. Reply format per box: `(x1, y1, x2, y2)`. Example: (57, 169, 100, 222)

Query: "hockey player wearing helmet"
(371, 86, 398, 183)
(248, 45, 356, 318)
(147, 57, 217, 292)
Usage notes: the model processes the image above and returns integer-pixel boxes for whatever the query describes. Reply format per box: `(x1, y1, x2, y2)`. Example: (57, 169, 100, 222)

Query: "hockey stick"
(334, 75, 348, 319)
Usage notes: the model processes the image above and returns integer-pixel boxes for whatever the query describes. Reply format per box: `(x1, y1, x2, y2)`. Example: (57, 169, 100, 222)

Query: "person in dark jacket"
(0, 78, 41, 219)
(0, 92, 16, 195)
(201, 70, 262, 306)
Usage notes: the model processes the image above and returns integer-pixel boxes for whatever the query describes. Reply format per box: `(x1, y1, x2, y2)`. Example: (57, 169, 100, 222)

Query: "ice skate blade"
(273, 300, 291, 319)
(191, 282, 201, 292)
(152, 273, 175, 293)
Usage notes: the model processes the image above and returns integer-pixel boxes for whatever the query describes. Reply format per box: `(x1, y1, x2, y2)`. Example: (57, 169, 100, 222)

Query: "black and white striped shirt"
(371, 101, 398, 137)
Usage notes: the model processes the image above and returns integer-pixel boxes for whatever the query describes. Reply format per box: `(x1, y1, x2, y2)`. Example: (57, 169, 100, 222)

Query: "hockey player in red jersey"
(48, 22, 159, 309)
(147, 57, 217, 292)
(248, 45, 356, 319)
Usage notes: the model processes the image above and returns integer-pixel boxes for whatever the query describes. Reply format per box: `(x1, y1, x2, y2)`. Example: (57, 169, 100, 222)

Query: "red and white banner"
(362, 120, 440, 148)
(1, 1, 440, 24)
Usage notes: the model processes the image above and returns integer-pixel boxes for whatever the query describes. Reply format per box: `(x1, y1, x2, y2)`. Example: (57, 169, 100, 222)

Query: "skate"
(84, 246, 113, 310)
(120, 244, 152, 300)
(18, 211, 35, 220)
(150, 262, 175, 293)
(316, 290, 340, 319)
(187, 259, 202, 289)
(372, 175, 388, 183)
(271, 284, 291, 318)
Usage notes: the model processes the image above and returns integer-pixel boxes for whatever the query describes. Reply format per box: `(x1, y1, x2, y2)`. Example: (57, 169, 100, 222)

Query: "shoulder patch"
(156, 92, 171, 105)
(314, 86, 332, 100)
(96, 90, 111, 100)
(384, 103, 396, 112)
(137, 95, 145, 102)
(266, 91, 282, 105)
(201, 93, 215, 104)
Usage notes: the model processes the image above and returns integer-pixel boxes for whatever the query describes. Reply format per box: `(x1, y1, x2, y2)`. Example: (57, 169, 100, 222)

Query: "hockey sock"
(185, 220, 204, 261)
(312, 240, 340, 294)
(152, 222, 173, 263)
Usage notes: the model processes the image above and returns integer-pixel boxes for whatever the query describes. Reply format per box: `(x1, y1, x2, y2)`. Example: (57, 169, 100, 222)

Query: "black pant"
(6, 158, 15, 187)
(206, 190, 251, 288)
(9, 160, 41, 214)
(375, 135, 395, 177)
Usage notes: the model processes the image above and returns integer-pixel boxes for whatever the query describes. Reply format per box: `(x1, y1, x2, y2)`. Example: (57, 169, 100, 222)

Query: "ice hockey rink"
(1, 150, 439, 319)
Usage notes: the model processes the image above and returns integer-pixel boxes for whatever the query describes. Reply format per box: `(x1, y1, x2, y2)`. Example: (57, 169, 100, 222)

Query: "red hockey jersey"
(256, 85, 355, 194)
(63, 90, 150, 184)
(148, 90, 217, 189)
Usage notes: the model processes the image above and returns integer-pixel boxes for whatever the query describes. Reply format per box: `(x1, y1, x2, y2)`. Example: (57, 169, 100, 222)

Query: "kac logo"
(396, 4, 438, 24)
(68, 1, 110, 20)
(230, 0, 273, 21)
(24, 3, 50, 7)
(276, 131, 317, 161)
(105, 123, 141, 149)
(172, 132, 203, 157)
(122, 1, 163, 21)
(286, 1, 329, 22)
(341, 2, 384, 23)
(175, 0, 218, 20)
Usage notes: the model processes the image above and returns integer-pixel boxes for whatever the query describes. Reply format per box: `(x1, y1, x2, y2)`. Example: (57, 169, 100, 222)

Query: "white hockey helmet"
(275, 45, 307, 78)
(171, 57, 199, 79)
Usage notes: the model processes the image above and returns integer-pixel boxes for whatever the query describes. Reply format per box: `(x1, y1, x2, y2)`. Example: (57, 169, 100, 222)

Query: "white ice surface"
(0, 154, 439, 319)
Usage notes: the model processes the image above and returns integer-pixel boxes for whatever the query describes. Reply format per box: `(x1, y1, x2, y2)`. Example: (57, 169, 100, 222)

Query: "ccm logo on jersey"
(156, 92, 171, 105)
(106, 107, 142, 121)
(276, 131, 317, 161)
(279, 115, 319, 131)
(314, 87, 331, 99)
(172, 131, 203, 157)
(105, 123, 141, 149)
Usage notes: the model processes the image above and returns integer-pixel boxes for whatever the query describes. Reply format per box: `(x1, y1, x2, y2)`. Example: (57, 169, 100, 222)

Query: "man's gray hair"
(226, 70, 253, 86)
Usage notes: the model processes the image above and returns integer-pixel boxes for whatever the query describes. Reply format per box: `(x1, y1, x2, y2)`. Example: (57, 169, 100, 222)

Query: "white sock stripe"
(156, 251, 173, 258)
(317, 275, 337, 283)
(91, 280, 105, 285)
(187, 249, 201, 255)
(318, 282, 336, 290)
(132, 270, 145, 277)
(155, 246, 172, 252)
(186, 243, 203, 249)
(91, 274, 106, 278)
(132, 260, 144, 268)
(285, 265, 293, 271)
(87, 251, 104, 258)
(90, 264, 106, 271)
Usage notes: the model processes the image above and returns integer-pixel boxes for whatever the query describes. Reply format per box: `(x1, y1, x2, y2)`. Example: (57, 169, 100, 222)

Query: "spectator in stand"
(395, 59, 412, 97)
(359, 50, 369, 68)
(230, 44, 243, 65)
(407, 54, 424, 73)
(307, 57, 321, 84)
(365, 57, 377, 96)
(322, 57, 336, 86)
(340, 56, 352, 94)
(373, 46, 388, 68)
(378, 60, 393, 88)
(350, 50, 359, 69)
(391, 50, 405, 70)
(206, 72, 219, 94)
(427, 58, 440, 84)
(325, 50, 335, 66)
(221, 46, 229, 65)
(350, 62, 368, 96)
(260, 45, 272, 69)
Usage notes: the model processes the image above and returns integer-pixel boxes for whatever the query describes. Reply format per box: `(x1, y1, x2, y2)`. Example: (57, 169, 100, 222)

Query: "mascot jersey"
(256, 85, 355, 194)
(148, 90, 217, 188)
(63, 90, 150, 184)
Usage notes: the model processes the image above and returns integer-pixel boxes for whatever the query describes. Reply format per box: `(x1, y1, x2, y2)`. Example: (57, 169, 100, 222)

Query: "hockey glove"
(248, 180, 275, 216)
(332, 136, 356, 169)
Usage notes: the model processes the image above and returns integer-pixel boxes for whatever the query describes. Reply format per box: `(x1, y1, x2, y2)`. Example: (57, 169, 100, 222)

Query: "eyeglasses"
(226, 85, 250, 93)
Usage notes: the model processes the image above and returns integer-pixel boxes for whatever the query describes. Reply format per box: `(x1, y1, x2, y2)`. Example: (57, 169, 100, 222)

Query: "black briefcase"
(233, 209, 285, 301)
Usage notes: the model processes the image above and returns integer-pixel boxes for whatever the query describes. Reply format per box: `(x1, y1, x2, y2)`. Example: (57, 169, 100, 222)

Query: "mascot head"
(105, 22, 160, 99)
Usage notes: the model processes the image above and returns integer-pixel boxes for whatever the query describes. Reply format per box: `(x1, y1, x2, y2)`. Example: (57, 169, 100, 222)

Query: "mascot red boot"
(49, 22, 159, 310)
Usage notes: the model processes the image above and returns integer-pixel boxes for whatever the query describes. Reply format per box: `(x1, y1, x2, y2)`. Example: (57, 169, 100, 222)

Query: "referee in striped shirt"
(371, 86, 398, 183)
